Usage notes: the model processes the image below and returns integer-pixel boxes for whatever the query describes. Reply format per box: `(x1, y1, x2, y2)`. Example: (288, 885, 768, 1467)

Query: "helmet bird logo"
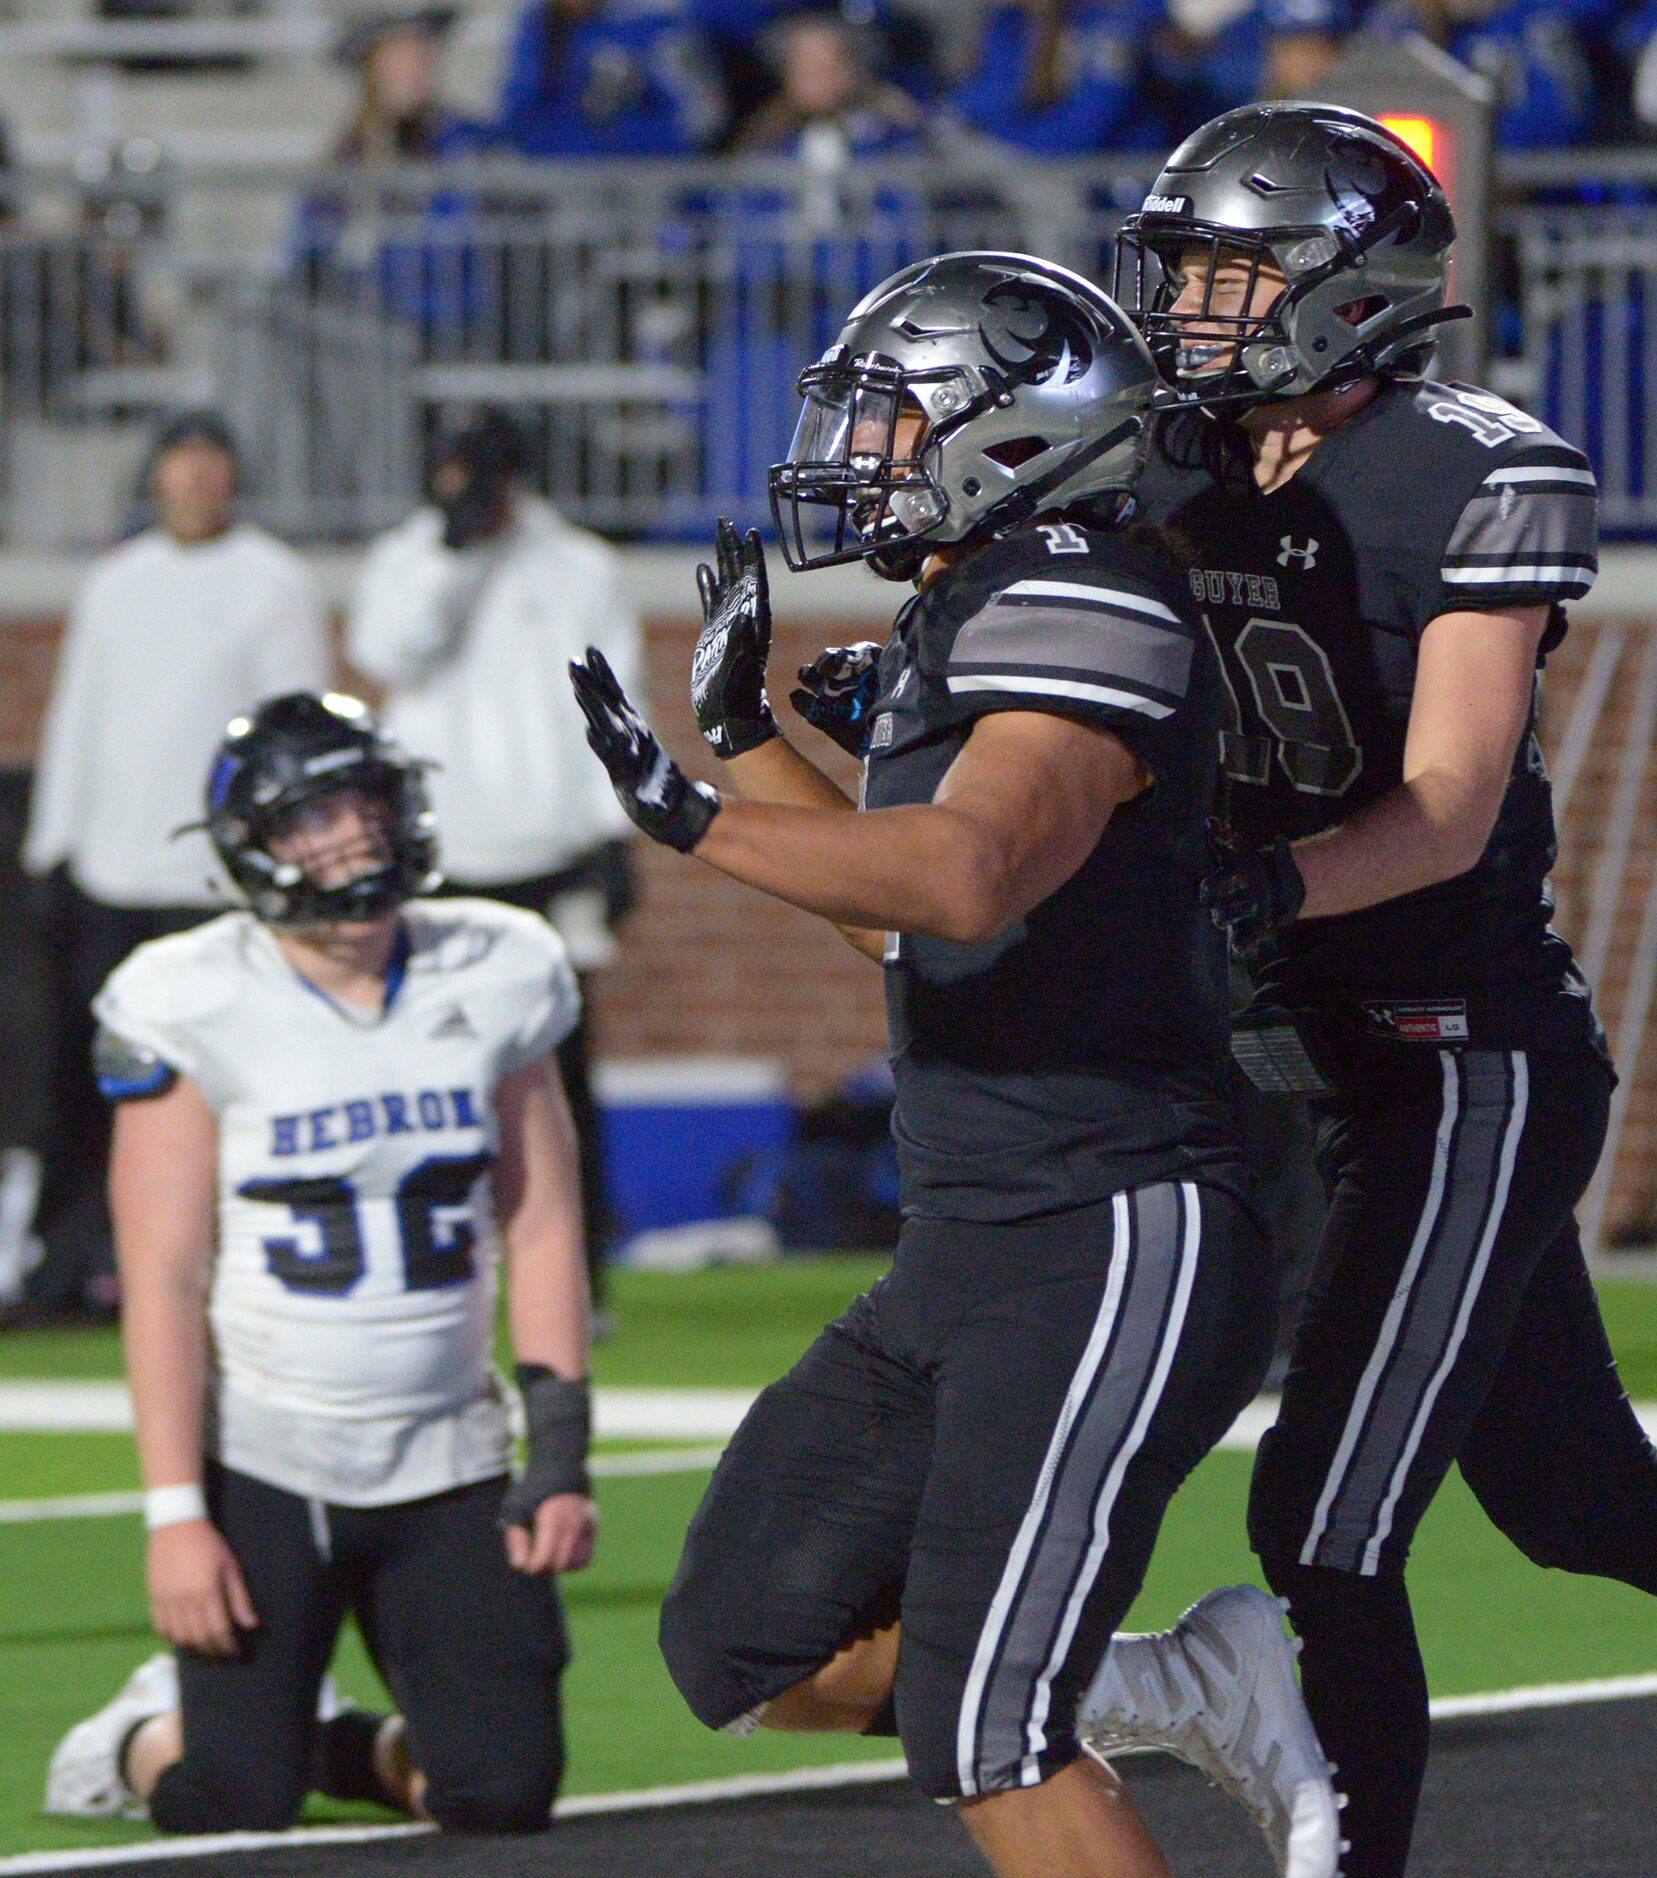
(979, 281, 1095, 389)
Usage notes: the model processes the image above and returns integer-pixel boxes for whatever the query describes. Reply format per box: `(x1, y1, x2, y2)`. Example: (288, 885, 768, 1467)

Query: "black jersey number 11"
(1206, 614, 1362, 798)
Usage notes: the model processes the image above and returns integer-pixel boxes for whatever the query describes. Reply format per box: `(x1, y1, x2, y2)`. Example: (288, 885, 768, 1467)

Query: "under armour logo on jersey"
(430, 1006, 477, 1041)
(1277, 536, 1320, 570)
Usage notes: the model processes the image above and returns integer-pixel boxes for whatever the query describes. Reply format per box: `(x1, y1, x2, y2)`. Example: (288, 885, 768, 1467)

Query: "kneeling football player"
(46, 692, 595, 1835)
(570, 253, 1339, 1878)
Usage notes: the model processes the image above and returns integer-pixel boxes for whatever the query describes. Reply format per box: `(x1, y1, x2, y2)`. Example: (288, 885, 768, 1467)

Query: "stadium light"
(1318, 35, 1495, 384)
(1378, 115, 1440, 179)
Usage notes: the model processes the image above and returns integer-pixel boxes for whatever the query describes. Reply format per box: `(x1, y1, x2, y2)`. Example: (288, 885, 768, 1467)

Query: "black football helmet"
(201, 691, 440, 924)
(1114, 102, 1465, 410)
(769, 251, 1159, 579)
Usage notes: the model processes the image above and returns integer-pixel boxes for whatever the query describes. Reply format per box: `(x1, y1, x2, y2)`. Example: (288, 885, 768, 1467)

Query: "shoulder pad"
(94, 1026, 178, 1102)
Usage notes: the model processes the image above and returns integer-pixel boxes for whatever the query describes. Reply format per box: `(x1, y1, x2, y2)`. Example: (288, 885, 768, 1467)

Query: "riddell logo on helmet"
(1142, 194, 1191, 216)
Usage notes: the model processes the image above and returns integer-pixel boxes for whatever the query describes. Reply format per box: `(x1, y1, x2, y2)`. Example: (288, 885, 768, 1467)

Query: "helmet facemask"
(769, 253, 1163, 582)
(202, 696, 442, 927)
(770, 354, 963, 578)
(1116, 104, 1467, 413)
(254, 775, 412, 926)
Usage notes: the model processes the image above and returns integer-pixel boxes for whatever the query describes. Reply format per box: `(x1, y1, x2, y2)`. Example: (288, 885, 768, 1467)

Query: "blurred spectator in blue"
(1148, 0, 1349, 144)
(1368, 0, 1602, 148)
(293, 7, 492, 336)
(733, 9, 923, 156)
(950, 0, 1164, 155)
(703, 12, 929, 524)
(692, 0, 939, 127)
(497, 0, 727, 157)
(332, 6, 490, 164)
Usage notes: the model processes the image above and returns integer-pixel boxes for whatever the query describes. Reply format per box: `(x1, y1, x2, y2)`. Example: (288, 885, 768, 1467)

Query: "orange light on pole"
(1379, 115, 1440, 180)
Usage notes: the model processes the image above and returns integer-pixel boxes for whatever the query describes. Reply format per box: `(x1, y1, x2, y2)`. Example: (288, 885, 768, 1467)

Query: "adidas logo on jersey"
(431, 1006, 477, 1041)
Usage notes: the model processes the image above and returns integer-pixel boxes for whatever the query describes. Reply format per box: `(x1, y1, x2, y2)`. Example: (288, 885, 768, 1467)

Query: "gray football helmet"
(769, 251, 1160, 579)
(1115, 103, 1465, 409)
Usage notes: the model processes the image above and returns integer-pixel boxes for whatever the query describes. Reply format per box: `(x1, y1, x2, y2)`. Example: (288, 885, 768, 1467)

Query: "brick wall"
(7, 599, 1657, 1235)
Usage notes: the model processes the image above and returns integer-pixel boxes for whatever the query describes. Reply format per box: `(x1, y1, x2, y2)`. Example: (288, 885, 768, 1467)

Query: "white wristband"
(144, 1484, 208, 1531)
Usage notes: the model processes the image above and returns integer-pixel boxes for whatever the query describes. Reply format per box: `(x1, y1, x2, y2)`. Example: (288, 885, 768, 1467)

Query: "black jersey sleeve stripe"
(952, 595, 1195, 701)
(950, 658, 1184, 711)
(1478, 443, 1593, 474)
(987, 577, 1192, 628)
(1441, 473, 1598, 603)
(1442, 550, 1598, 571)
(945, 671, 1177, 719)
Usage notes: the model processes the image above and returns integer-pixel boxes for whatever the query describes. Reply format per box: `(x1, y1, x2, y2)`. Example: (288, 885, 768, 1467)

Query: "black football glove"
(692, 517, 779, 759)
(499, 1366, 591, 1530)
(790, 642, 883, 759)
(1199, 833, 1306, 962)
(569, 647, 720, 853)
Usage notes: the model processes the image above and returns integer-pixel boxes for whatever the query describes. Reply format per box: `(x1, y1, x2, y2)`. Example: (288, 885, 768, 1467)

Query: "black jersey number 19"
(1206, 614, 1362, 798)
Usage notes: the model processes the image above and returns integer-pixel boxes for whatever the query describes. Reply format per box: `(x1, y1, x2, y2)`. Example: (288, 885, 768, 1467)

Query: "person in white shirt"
(20, 411, 330, 1317)
(44, 691, 596, 1835)
(348, 408, 640, 1303)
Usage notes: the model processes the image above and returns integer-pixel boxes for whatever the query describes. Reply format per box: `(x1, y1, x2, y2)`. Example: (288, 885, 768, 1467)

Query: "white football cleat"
(44, 1652, 178, 1819)
(1079, 1584, 1343, 1878)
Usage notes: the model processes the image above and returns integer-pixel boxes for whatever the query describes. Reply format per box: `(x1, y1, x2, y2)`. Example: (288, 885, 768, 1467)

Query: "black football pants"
(149, 1465, 568, 1835)
(1248, 1044, 1657, 1878)
(662, 1181, 1276, 1800)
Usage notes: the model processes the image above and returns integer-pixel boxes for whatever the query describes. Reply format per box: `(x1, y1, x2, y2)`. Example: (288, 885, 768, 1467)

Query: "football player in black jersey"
(1083, 102, 1657, 1878)
(570, 253, 1341, 1878)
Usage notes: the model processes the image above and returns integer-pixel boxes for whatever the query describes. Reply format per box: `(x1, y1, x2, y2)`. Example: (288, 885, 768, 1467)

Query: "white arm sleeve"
(22, 590, 101, 875)
(347, 525, 492, 691)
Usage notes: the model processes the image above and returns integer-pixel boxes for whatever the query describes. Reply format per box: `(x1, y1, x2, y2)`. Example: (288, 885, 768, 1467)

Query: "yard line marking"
(0, 1761, 911, 1873)
(7, 1674, 1657, 1873)
(0, 1384, 759, 1441)
(0, 1447, 733, 1524)
(1427, 1672, 1657, 1718)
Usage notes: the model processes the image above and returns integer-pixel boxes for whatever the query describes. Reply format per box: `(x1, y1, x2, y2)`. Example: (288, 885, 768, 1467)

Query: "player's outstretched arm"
(112, 1081, 258, 1657)
(494, 1054, 598, 1577)
(573, 642, 1142, 940)
(695, 710, 1143, 940)
(1292, 604, 1551, 920)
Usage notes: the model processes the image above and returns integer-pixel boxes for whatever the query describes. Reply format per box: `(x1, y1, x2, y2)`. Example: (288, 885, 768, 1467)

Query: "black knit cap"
(150, 408, 240, 465)
(429, 405, 527, 481)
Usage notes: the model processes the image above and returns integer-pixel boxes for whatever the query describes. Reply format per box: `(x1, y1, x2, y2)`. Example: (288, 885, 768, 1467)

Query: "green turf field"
(2, 1260, 1655, 1861)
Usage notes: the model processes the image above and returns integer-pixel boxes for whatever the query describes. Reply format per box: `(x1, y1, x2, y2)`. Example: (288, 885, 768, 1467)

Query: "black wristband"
(1265, 835, 1307, 928)
(500, 1365, 591, 1529)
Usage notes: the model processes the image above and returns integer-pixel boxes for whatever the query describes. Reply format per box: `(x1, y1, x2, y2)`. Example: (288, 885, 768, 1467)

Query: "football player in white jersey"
(45, 691, 597, 1836)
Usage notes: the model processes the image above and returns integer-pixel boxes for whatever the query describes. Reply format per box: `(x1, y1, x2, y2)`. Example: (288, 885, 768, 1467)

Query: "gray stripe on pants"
(1312, 1052, 1515, 1573)
(969, 1182, 1188, 1792)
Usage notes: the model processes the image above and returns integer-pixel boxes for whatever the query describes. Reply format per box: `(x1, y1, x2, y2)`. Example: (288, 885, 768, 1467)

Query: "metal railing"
(5, 149, 1657, 546)
(0, 154, 1126, 545)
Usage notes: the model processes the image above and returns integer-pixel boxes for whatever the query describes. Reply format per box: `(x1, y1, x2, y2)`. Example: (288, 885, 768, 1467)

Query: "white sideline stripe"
(6, 1401, 1657, 1525)
(1427, 1671, 1657, 1718)
(9, 1677, 1657, 1874)
(0, 1384, 758, 1441)
(0, 1447, 733, 1524)
(0, 1761, 913, 1873)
